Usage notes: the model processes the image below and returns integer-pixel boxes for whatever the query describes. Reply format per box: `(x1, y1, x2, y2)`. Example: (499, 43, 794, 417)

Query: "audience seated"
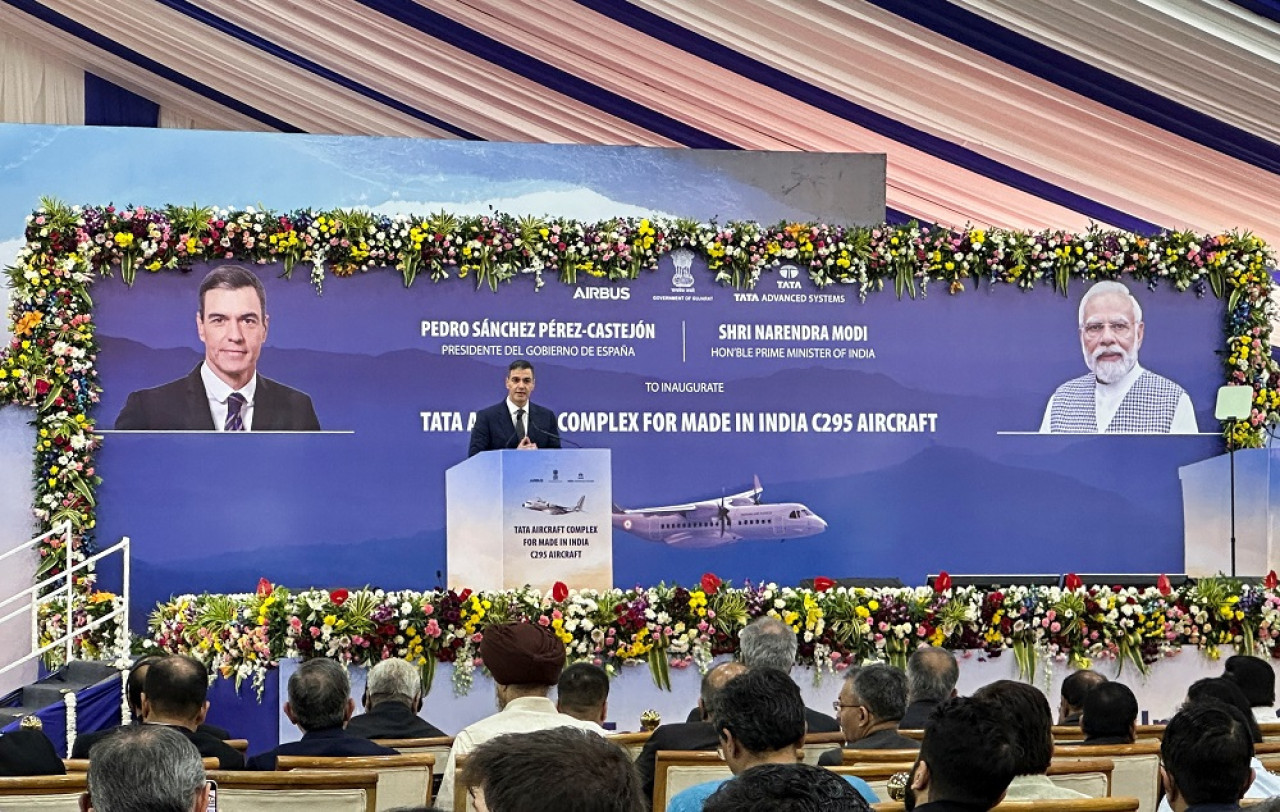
(435, 622, 604, 811)
(1059, 669, 1108, 726)
(666, 667, 878, 812)
(637, 660, 747, 800)
(972, 679, 1088, 801)
(819, 663, 917, 766)
(247, 657, 396, 770)
(1157, 677, 1280, 810)
(900, 647, 959, 730)
(1080, 681, 1138, 745)
(81, 725, 210, 812)
(703, 763, 872, 811)
(72, 654, 231, 759)
(1224, 654, 1279, 723)
(555, 662, 609, 726)
(461, 726, 642, 812)
(1159, 700, 1254, 812)
(136, 654, 245, 769)
(346, 657, 445, 740)
(903, 695, 1019, 811)
(0, 725, 64, 776)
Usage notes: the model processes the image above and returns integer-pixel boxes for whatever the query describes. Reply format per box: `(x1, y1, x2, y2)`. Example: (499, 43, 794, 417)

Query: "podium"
(445, 449, 613, 592)
(1180, 448, 1277, 576)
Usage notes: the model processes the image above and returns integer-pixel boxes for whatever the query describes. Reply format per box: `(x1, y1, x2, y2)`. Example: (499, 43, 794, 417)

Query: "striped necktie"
(225, 392, 247, 431)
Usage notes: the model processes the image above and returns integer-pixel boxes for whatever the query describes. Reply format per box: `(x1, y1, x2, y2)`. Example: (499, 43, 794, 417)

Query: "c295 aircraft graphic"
(611, 475, 827, 548)
(522, 496, 585, 515)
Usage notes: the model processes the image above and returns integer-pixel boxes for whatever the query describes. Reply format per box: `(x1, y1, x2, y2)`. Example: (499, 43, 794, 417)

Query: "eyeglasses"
(1082, 320, 1133, 337)
(832, 701, 863, 712)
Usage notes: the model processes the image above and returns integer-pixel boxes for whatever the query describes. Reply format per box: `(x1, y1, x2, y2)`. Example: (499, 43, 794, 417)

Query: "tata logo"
(776, 264, 802, 289)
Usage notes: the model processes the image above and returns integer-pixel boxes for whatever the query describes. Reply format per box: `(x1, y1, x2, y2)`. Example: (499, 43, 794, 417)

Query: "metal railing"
(0, 524, 130, 676)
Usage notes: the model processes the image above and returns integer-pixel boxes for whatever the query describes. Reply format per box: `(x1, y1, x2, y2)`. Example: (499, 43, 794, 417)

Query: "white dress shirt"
(201, 363, 258, 431)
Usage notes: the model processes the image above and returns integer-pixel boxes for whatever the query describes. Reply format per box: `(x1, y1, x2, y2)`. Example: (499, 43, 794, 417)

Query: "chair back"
(1053, 725, 1162, 743)
(1046, 757, 1115, 798)
(0, 773, 87, 811)
(607, 731, 651, 762)
(829, 763, 912, 803)
(276, 754, 434, 811)
(799, 731, 846, 765)
(207, 768, 377, 812)
(1259, 722, 1280, 742)
(872, 799, 1139, 812)
(1054, 742, 1161, 812)
(840, 748, 922, 766)
(224, 738, 249, 752)
(652, 751, 730, 812)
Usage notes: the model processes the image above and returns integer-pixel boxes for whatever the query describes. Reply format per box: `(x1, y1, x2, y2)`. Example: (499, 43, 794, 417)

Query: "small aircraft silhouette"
(612, 475, 827, 548)
(522, 495, 586, 515)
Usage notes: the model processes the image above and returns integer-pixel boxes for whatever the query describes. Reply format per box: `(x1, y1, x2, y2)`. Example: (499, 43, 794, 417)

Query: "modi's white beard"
(1087, 345, 1137, 385)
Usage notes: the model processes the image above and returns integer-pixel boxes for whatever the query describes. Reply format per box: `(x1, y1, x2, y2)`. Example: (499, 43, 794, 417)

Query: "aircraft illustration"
(611, 475, 827, 548)
(522, 495, 585, 515)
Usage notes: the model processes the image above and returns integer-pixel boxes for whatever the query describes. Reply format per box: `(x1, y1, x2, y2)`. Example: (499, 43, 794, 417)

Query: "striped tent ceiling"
(3, 0, 1280, 243)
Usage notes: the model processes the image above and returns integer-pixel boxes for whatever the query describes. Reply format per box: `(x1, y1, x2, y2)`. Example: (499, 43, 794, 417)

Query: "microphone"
(528, 416, 580, 448)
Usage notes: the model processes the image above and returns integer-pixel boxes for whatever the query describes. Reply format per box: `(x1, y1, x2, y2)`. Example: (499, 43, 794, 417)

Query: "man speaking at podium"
(468, 360, 562, 456)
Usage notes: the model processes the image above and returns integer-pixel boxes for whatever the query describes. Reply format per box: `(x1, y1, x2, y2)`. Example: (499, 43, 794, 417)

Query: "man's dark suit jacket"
(683, 704, 840, 733)
(0, 730, 65, 776)
(818, 726, 919, 766)
(636, 721, 720, 799)
(72, 721, 231, 759)
(115, 365, 320, 431)
(899, 699, 942, 730)
(163, 724, 246, 770)
(467, 401, 560, 456)
(345, 701, 445, 740)
(246, 726, 397, 770)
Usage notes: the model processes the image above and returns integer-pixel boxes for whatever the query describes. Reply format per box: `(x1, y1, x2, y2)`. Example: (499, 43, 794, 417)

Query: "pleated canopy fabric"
(2, 0, 1278, 241)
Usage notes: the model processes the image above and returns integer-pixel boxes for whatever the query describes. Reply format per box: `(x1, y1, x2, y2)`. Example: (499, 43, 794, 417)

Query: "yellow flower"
(114, 232, 134, 248)
(323, 614, 337, 627)
(855, 606, 870, 619)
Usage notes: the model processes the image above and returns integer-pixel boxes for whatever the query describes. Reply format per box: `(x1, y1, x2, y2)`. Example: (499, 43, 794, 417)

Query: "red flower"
(458, 589, 472, 603)
(700, 573, 722, 594)
(1064, 573, 1082, 591)
(552, 581, 569, 602)
(1157, 574, 1172, 596)
(812, 577, 835, 593)
(933, 571, 952, 593)
(330, 588, 349, 606)
(256, 578, 273, 598)
(1267, 571, 1278, 590)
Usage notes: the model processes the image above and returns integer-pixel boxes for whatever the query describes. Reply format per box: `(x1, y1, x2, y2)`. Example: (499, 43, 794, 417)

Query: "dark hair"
(1161, 700, 1254, 806)
(288, 658, 350, 731)
(712, 667, 806, 754)
(142, 655, 209, 720)
(1080, 682, 1138, 741)
(972, 680, 1053, 775)
(198, 265, 266, 317)
(906, 647, 958, 703)
(127, 655, 167, 717)
(1061, 669, 1107, 709)
(507, 359, 534, 375)
(852, 664, 909, 723)
(1187, 677, 1263, 744)
(462, 727, 642, 812)
(1225, 654, 1276, 707)
(557, 662, 609, 716)
(703, 763, 872, 812)
(917, 696, 1019, 807)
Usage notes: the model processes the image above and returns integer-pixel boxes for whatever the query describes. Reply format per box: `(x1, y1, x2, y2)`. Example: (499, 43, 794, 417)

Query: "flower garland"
(3, 198, 1276, 660)
(144, 573, 1280, 696)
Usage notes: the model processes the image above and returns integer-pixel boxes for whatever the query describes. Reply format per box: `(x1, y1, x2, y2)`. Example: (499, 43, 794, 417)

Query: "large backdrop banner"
(0, 124, 1234, 630)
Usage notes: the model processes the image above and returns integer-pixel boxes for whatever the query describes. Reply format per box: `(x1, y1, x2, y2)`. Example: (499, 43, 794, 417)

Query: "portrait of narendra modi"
(1039, 280, 1198, 434)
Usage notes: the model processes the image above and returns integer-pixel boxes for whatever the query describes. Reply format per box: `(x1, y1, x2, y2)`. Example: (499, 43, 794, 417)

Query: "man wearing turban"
(436, 622, 606, 810)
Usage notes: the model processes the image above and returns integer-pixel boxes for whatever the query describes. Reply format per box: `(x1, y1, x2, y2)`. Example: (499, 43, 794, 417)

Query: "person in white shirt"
(1040, 280, 1196, 434)
(435, 622, 603, 811)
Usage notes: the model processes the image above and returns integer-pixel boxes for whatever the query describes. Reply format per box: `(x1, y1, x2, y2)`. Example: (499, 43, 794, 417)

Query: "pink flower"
(537, 616, 551, 627)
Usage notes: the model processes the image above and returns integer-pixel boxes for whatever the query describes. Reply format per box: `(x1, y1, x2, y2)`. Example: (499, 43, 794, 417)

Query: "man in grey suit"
(115, 266, 319, 431)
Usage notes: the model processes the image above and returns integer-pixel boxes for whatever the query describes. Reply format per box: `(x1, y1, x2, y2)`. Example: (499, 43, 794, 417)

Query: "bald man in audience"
(1059, 669, 1107, 726)
(347, 657, 444, 740)
(900, 647, 959, 730)
(556, 662, 609, 726)
(435, 622, 603, 811)
(138, 655, 245, 770)
(637, 660, 748, 801)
